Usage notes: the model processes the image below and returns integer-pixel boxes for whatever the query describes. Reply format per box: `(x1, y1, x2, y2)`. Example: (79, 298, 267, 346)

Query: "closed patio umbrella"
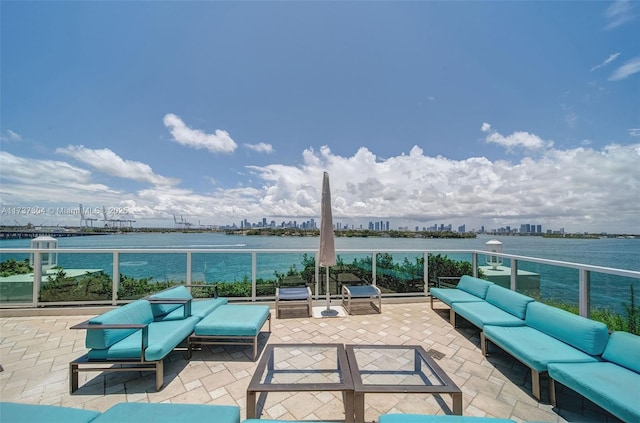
(318, 171, 338, 316)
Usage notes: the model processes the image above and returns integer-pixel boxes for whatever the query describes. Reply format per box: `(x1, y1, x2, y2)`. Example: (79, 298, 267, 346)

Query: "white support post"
(251, 252, 257, 301)
(372, 252, 377, 286)
(510, 259, 518, 291)
(423, 252, 429, 295)
(186, 251, 192, 288)
(472, 253, 478, 277)
(579, 269, 590, 318)
(32, 251, 41, 308)
(112, 252, 120, 305)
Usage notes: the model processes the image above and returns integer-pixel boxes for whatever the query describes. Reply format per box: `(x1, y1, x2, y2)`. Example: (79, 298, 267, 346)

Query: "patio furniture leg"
(156, 360, 164, 391)
(246, 391, 257, 418)
(344, 390, 355, 423)
(532, 369, 541, 400)
(480, 331, 488, 356)
(354, 392, 365, 423)
(69, 361, 78, 393)
(452, 391, 463, 415)
(549, 378, 557, 406)
(450, 309, 456, 326)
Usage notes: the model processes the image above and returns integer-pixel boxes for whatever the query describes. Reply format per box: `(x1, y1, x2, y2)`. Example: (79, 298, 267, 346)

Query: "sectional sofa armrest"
(146, 298, 192, 318)
(70, 321, 150, 360)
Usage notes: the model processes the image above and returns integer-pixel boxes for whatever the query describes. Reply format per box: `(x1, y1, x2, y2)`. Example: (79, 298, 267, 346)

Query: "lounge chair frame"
(275, 286, 313, 318)
(341, 285, 382, 315)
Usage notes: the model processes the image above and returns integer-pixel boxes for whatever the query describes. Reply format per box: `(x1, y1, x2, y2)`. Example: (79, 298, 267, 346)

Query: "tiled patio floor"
(0, 301, 624, 422)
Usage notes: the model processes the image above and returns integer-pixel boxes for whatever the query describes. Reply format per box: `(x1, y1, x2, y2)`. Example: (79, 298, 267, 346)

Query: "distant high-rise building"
(536, 224, 542, 233)
(458, 224, 465, 233)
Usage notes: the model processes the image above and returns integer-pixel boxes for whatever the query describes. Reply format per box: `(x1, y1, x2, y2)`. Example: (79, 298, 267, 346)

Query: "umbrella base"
(312, 305, 346, 318)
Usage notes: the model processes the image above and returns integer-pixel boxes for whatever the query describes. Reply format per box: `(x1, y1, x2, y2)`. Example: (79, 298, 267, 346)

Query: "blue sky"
(1, 1, 639, 233)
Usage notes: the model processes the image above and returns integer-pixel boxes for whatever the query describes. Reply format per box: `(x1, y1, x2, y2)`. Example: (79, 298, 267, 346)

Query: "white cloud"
(0, 129, 22, 142)
(56, 145, 180, 186)
(163, 113, 237, 153)
(591, 52, 621, 71)
(244, 142, 274, 153)
(2, 139, 639, 233)
(604, 0, 636, 30)
(609, 56, 640, 81)
(629, 129, 640, 137)
(482, 125, 553, 151)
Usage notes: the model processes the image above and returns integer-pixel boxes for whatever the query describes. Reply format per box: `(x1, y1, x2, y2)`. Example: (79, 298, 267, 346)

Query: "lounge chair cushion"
(87, 316, 199, 361)
(484, 285, 534, 320)
(457, 275, 494, 298)
(0, 402, 101, 423)
(92, 402, 240, 423)
(277, 287, 310, 300)
(195, 304, 270, 337)
(85, 300, 154, 350)
(601, 331, 640, 372)
(452, 301, 527, 328)
(525, 302, 608, 355)
(148, 285, 192, 318)
(158, 297, 228, 321)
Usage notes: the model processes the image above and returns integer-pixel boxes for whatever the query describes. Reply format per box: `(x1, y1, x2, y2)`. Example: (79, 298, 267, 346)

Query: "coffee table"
(246, 343, 355, 422)
(345, 344, 462, 423)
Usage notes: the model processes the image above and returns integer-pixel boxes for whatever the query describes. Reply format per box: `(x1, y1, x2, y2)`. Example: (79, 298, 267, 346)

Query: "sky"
(1, 1, 639, 234)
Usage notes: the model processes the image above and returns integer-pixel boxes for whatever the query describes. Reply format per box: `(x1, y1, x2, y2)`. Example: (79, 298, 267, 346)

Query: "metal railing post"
(314, 252, 319, 299)
(186, 251, 192, 289)
(251, 252, 257, 301)
(472, 252, 478, 278)
(32, 251, 41, 307)
(372, 252, 377, 286)
(579, 269, 590, 318)
(510, 259, 518, 291)
(112, 252, 119, 305)
(423, 252, 429, 295)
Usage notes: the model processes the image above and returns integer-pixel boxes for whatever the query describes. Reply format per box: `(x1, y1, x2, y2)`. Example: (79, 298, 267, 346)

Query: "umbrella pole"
(321, 266, 339, 316)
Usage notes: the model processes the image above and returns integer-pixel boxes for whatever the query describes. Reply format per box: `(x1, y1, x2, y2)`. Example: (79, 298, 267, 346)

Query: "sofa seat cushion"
(379, 414, 516, 423)
(157, 297, 228, 321)
(601, 331, 640, 373)
(148, 285, 193, 318)
(484, 285, 534, 320)
(430, 288, 486, 307)
(93, 403, 240, 423)
(548, 361, 640, 423)
(525, 302, 609, 355)
(452, 302, 526, 329)
(195, 304, 270, 337)
(484, 325, 601, 371)
(0, 402, 101, 423)
(85, 300, 154, 350)
(87, 316, 198, 361)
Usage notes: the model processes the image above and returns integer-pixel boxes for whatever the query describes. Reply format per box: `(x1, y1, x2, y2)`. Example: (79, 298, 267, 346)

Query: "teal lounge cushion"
(452, 302, 526, 328)
(87, 316, 199, 361)
(602, 331, 640, 373)
(430, 289, 486, 307)
(525, 302, 609, 355)
(456, 275, 493, 299)
(548, 361, 640, 423)
(483, 325, 600, 371)
(0, 402, 101, 423)
(158, 297, 228, 321)
(195, 304, 270, 337)
(94, 403, 240, 423)
(484, 285, 534, 320)
(148, 285, 192, 318)
(85, 300, 154, 350)
(379, 414, 516, 423)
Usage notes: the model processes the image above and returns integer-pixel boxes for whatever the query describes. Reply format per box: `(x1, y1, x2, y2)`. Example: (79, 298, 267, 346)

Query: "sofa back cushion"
(602, 331, 640, 373)
(148, 285, 192, 318)
(525, 301, 609, 355)
(484, 285, 534, 319)
(85, 300, 154, 350)
(457, 275, 493, 299)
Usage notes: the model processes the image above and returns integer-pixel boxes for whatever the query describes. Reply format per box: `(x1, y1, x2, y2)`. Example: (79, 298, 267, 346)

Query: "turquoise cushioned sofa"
(430, 275, 494, 325)
(147, 285, 228, 320)
(547, 331, 640, 423)
(481, 301, 609, 401)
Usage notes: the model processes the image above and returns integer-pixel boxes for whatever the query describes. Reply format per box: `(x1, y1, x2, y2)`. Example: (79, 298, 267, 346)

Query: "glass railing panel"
(193, 252, 253, 298)
(427, 252, 477, 289)
(257, 252, 312, 297)
(40, 252, 114, 302)
(0, 252, 33, 303)
(374, 252, 426, 294)
(517, 261, 579, 308)
(117, 252, 186, 300)
(589, 273, 640, 334)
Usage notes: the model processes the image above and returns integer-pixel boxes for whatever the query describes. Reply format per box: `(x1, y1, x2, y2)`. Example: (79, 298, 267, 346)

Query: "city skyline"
(1, 2, 639, 234)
